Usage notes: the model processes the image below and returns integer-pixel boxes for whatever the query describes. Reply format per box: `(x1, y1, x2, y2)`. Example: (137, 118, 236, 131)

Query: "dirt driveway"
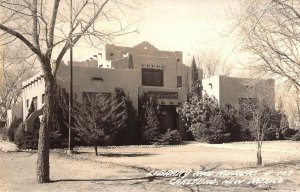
(0, 141, 299, 192)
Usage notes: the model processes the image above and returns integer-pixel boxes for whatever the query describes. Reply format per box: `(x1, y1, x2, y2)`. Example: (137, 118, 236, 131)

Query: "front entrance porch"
(159, 105, 187, 140)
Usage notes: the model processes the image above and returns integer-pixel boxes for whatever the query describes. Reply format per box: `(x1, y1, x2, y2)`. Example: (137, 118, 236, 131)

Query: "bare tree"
(0, 43, 36, 123)
(239, 79, 275, 166)
(0, 0, 138, 183)
(282, 89, 300, 128)
(235, 0, 300, 91)
(195, 49, 233, 78)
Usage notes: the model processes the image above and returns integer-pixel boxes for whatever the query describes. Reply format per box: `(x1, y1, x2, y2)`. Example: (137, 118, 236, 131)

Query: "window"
(42, 94, 45, 104)
(177, 76, 182, 87)
(91, 77, 103, 81)
(26, 99, 29, 108)
(142, 68, 163, 86)
(32, 97, 38, 110)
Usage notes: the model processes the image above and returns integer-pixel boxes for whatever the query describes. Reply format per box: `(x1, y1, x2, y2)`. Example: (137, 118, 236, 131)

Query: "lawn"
(0, 141, 299, 192)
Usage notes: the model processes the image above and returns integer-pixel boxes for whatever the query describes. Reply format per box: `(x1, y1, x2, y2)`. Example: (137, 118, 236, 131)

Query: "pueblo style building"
(7, 41, 275, 139)
(7, 42, 195, 137)
(202, 75, 275, 109)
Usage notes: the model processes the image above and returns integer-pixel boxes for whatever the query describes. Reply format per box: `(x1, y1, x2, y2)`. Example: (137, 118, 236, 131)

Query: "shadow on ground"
(51, 176, 160, 183)
(74, 151, 156, 157)
(99, 153, 155, 157)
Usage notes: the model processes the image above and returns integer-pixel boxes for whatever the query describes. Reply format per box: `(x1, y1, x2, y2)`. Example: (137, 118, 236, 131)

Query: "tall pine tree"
(190, 56, 202, 97)
(141, 93, 161, 144)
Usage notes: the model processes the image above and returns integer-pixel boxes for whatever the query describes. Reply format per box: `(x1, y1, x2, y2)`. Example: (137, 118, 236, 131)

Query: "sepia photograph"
(0, 0, 299, 191)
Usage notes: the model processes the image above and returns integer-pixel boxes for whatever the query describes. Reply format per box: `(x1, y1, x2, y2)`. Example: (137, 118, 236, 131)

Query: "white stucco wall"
(17, 42, 192, 121)
(202, 75, 275, 109)
(22, 72, 45, 121)
(202, 76, 221, 104)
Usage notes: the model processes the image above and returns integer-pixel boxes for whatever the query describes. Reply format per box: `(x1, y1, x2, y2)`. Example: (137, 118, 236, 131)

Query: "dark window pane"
(32, 97, 37, 111)
(177, 76, 182, 87)
(142, 70, 152, 86)
(142, 68, 163, 86)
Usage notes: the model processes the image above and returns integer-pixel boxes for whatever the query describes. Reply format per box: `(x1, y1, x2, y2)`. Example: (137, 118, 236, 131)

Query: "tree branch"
(0, 24, 42, 59)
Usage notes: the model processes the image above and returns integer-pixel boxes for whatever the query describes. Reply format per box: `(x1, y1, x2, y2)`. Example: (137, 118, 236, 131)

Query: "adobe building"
(7, 42, 275, 139)
(202, 75, 275, 109)
(8, 42, 196, 138)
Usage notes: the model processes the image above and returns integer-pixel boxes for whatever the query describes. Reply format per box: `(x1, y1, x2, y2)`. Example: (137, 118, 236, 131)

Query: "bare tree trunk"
(36, 77, 56, 183)
(257, 146, 262, 166)
(257, 134, 262, 166)
(94, 145, 98, 156)
(296, 90, 300, 123)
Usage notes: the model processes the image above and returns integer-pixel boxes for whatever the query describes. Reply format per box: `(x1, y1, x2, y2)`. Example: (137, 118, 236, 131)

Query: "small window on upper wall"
(42, 94, 45, 104)
(177, 76, 182, 87)
(32, 97, 38, 111)
(26, 99, 29, 108)
(209, 83, 213, 89)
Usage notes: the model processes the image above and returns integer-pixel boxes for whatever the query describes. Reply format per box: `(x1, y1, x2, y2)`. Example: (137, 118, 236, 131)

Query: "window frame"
(141, 68, 164, 87)
(42, 94, 45, 104)
(32, 96, 38, 111)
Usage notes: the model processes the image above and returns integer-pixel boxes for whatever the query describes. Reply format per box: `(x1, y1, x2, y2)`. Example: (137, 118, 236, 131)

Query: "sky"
(73, 0, 241, 72)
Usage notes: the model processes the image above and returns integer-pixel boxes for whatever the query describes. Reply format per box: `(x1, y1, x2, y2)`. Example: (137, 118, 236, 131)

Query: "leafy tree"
(177, 94, 218, 128)
(14, 117, 40, 149)
(177, 94, 241, 143)
(222, 104, 242, 142)
(238, 107, 293, 141)
(177, 93, 217, 141)
(114, 88, 139, 145)
(264, 108, 294, 140)
(14, 123, 39, 150)
(50, 87, 70, 148)
(292, 130, 300, 141)
(158, 129, 182, 145)
(7, 117, 22, 141)
(206, 113, 231, 143)
(141, 93, 161, 144)
(188, 111, 233, 144)
(73, 92, 127, 156)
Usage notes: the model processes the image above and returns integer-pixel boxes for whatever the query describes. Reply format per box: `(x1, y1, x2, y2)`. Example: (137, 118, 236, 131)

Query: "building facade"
(8, 42, 194, 137)
(7, 42, 275, 138)
(202, 75, 275, 109)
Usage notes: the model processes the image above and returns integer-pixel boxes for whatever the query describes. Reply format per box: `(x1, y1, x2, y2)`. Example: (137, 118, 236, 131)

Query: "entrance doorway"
(160, 105, 178, 133)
